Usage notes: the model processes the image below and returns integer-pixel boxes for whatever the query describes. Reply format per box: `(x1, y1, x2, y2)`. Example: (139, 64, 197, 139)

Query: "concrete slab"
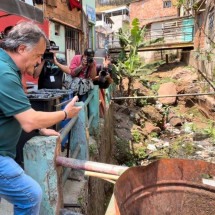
(0, 198, 13, 215)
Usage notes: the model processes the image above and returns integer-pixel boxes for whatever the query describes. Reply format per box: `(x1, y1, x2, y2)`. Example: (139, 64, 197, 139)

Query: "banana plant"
(114, 18, 164, 96)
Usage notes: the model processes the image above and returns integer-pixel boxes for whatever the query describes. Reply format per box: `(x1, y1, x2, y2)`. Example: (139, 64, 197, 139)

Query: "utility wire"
(111, 92, 215, 100)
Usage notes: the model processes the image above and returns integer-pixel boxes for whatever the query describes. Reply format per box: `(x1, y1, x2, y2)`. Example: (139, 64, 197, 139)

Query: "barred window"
(163, 1, 172, 8)
(65, 27, 80, 54)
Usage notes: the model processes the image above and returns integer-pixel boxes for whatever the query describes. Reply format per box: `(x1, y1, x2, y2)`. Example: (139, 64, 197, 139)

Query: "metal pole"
(56, 156, 128, 176)
(111, 92, 215, 100)
(197, 69, 215, 91)
(60, 116, 78, 141)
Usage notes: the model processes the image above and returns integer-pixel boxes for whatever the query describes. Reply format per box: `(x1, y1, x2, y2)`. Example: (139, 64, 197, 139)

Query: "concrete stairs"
(61, 169, 87, 215)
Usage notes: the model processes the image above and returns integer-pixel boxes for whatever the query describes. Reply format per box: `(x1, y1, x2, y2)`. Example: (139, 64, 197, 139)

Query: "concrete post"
(70, 102, 89, 160)
(88, 85, 99, 135)
(23, 136, 63, 215)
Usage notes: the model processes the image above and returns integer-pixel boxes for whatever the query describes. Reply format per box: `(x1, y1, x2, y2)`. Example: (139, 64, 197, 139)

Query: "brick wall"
(193, 12, 205, 50)
(44, 0, 81, 29)
(194, 27, 205, 50)
(129, 0, 178, 26)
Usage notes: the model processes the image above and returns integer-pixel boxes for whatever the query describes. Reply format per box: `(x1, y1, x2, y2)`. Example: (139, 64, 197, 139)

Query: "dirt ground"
(111, 61, 215, 166)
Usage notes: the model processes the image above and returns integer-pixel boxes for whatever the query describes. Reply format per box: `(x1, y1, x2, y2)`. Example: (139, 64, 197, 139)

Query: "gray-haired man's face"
(19, 37, 46, 75)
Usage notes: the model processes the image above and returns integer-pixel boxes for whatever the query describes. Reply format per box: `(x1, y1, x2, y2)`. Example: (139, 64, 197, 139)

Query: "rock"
(147, 144, 157, 151)
(193, 133, 210, 141)
(140, 106, 163, 127)
(168, 112, 183, 126)
(115, 128, 132, 140)
(183, 122, 194, 134)
(143, 122, 161, 134)
(158, 82, 177, 105)
(195, 141, 212, 147)
(133, 79, 151, 95)
(155, 101, 163, 110)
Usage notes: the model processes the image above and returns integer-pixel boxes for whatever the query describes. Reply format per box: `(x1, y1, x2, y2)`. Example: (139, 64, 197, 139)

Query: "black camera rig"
(43, 45, 59, 60)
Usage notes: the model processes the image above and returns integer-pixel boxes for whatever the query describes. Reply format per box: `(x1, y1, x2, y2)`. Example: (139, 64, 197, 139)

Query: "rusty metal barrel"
(114, 158, 215, 215)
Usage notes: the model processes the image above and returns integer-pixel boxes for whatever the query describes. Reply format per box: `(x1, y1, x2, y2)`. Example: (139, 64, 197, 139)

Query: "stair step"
(60, 209, 84, 215)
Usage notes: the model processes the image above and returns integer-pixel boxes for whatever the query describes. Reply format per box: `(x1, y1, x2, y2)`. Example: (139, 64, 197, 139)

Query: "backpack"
(70, 77, 94, 95)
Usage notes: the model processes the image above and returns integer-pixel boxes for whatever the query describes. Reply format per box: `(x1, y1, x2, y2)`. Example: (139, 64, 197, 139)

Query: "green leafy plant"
(132, 130, 141, 142)
(135, 147, 147, 160)
(149, 132, 158, 138)
(113, 18, 164, 97)
(203, 121, 215, 140)
(89, 143, 98, 156)
(174, 0, 198, 12)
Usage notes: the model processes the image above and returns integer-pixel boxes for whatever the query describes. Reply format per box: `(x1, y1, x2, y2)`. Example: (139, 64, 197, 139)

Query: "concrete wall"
(183, 51, 215, 83)
(49, 22, 66, 59)
(139, 49, 180, 64)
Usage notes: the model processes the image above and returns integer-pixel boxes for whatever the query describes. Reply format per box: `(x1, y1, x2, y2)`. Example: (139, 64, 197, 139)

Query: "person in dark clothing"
(37, 57, 66, 89)
(93, 54, 113, 89)
(35, 41, 66, 89)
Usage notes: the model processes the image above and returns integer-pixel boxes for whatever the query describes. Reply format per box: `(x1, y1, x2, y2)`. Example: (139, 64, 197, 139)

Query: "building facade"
(129, 0, 178, 26)
(82, 0, 96, 50)
(96, 5, 130, 49)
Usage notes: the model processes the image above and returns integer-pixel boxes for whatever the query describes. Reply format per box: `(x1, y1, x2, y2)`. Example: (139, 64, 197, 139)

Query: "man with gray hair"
(0, 21, 81, 214)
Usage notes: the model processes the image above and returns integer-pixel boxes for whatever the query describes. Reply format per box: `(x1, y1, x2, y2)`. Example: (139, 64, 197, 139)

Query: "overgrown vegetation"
(113, 18, 164, 97)
(203, 121, 215, 140)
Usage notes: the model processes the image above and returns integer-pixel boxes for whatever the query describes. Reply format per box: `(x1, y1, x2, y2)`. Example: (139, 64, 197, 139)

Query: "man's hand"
(53, 53, 58, 65)
(63, 96, 82, 119)
(39, 128, 60, 136)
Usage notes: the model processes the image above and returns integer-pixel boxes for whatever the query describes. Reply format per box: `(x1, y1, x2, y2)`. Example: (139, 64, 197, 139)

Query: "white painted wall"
(110, 15, 123, 32)
(151, 22, 163, 38)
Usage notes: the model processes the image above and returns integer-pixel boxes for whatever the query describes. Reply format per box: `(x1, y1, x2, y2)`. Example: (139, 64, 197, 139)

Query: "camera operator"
(93, 54, 113, 89)
(60, 48, 97, 102)
(34, 41, 66, 89)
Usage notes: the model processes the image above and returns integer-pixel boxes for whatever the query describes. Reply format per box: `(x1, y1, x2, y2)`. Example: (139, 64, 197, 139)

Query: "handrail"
(88, 114, 94, 128)
(60, 116, 78, 141)
(84, 92, 94, 106)
(108, 20, 194, 49)
(55, 98, 73, 108)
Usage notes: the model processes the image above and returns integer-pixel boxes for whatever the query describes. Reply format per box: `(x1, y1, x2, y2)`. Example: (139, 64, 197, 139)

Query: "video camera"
(100, 68, 108, 77)
(84, 48, 95, 65)
(43, 45, 59, 60)
(99, 67, 111, 83)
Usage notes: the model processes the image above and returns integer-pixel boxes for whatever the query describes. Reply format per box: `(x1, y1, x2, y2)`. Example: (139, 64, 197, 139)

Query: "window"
(55, 23, 60, 36)
(65, 27, 80, 53)
(96, 14, 102, 21)
(163, 1, 172, 8)
(112, 10, 122, 16)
